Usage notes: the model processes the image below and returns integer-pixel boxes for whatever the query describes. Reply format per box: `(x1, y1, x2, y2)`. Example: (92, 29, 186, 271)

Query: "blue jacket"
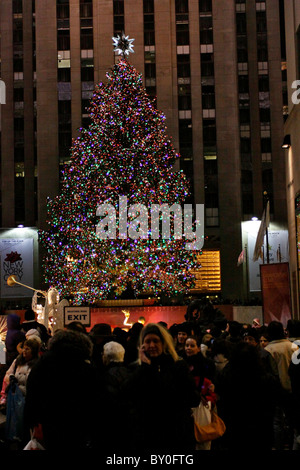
(5, 314, 26, 366)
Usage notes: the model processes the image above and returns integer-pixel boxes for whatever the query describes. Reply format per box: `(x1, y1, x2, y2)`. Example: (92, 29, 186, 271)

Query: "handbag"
(193, 401, 226, 443)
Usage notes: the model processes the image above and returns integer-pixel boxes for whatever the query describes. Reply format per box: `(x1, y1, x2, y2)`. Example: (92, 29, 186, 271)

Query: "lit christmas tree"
(40, 35, 201, 304)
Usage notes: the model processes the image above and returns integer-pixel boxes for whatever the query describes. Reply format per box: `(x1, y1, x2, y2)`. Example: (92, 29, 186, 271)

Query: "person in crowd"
(288, 345, 300, 450)
(65, 321, 87, 334)
(5, 313, 26, 368)
(265, 320, 298, 450)
(2, 338, 40, 448)
(24, 329, 104, 450)
(243, 327, 279, 378)
(200, 333, 213, 357)
(168, 323, 179, 345)
(224, 321, 243, 344)
(121, 323, 200, 452)
(286, 319, 300, 343)
(175, 322, 194, 357)
(89, 323, 115, 373)
(112, 327, 128, 349)
(213, 341, 275, 450)
(182, 335, 216, 405)
(1, 337, 40, 406)
(258, 326, 270, 349)
(124, 322, 143, 365)
(21, 308, 50, 346)
(102, 340, 132, 440)
(211, 339, 233, 375)
(252, 317, 261, 328)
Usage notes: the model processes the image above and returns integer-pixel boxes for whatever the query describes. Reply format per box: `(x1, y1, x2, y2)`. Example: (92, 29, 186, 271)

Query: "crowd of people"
(0, 306, 300, 452)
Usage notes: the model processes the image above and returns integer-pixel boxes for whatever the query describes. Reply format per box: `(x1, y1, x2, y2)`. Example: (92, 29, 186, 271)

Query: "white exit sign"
(64, 306, 91, 326)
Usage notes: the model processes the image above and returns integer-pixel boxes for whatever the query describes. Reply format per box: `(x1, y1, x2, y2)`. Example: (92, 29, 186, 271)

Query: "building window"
(201, 53, 214, 77)
(176, 0, 189, 14)
(177, 54, 190, 78)
(13, 0, 23, 14)
(113, 0, 124, 35)
(199, 0, 212, 13)
(144, 0, 155, 46)
(256, 11, 267, 33)
(200, 16, 213, 45)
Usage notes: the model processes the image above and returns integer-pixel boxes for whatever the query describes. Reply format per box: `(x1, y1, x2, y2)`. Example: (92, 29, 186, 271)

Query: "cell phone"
(140, 345, 150, 359)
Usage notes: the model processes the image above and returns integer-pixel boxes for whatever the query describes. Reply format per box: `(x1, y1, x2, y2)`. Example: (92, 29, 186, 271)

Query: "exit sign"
(64, 306, 91, 327)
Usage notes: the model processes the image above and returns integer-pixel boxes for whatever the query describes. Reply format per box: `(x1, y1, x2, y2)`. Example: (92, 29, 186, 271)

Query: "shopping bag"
(5, 382, 25, 441)
(23, 431, 45, 450)
(193, 401, 226, 443)
(192, 400, 211, 428)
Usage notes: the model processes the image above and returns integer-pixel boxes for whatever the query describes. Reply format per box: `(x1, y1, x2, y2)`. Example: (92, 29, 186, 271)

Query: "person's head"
(211, 339, 233, 372)
(177, 322, 193, 345)
(24, 308, 36, 322)
(259, 334, 269, 348)
(7, 313, 21, 330)
(243, 327, 259, 347)
(66, 321, 87, 334)
(201, 333, 213, 345)
(89, 323, 114, 344)
(266, 321, 285, 341)
(25, 329, 42, 344)
(286, 319, 300, 338)
(22, 338, 40, 362)
(228, 321, 242, 338)
(184, 335, 201, 357)
(102, 341, 125, 366)
(140, 323, 179, 361)
(49, 329, 93, 360)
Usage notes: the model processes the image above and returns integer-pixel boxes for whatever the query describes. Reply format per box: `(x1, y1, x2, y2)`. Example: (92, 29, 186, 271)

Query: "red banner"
(260, 262, 292, 326)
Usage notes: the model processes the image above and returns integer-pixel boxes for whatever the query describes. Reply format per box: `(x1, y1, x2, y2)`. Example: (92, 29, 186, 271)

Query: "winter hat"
(177, 322, 193, 335)
(26, 329, 42, 343)
(243, 327, 259, 343)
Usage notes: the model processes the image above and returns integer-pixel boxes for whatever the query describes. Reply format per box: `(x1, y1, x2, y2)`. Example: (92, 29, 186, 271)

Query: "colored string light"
(39, 58, 200, 304)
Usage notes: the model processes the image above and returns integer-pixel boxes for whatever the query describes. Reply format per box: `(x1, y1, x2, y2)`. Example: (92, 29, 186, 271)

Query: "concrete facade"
(283, 0, 300, 319)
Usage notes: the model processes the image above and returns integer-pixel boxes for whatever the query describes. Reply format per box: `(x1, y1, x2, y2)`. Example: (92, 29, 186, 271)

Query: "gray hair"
(103, 341, 125, 364)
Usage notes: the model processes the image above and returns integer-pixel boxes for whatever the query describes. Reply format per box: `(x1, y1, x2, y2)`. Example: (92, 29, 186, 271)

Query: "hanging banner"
(260, 262, 292, 326)
(247, 230, 289, 291)
(0, 238, 34, 298)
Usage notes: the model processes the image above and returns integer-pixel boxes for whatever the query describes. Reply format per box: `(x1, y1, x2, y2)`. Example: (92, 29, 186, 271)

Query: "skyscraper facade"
(0, 0, 287, 301)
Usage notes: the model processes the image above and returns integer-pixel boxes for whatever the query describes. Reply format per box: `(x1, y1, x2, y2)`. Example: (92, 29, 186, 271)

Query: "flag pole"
(263, 191, 270, 264)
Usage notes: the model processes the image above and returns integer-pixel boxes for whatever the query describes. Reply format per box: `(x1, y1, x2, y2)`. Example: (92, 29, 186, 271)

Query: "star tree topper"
(112, 32, 135, 57)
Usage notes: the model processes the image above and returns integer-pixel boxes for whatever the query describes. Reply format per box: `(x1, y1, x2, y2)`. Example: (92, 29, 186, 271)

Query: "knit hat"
(25, 329, 42, 343)
(177, 322, 193, 335)
(243, 327, 259, 343)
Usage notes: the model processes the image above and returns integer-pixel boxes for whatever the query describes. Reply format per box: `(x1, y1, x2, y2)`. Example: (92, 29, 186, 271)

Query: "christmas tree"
(40, 35, 200, 305)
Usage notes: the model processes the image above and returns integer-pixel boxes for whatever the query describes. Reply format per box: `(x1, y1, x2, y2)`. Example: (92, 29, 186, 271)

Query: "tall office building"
(0, 0, 287, 301)
(283, 0, 300, 319)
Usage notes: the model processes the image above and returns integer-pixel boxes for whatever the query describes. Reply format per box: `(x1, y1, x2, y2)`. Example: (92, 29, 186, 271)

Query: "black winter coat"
(121, 354, 200, 452)
(24, 349, 104, 450)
